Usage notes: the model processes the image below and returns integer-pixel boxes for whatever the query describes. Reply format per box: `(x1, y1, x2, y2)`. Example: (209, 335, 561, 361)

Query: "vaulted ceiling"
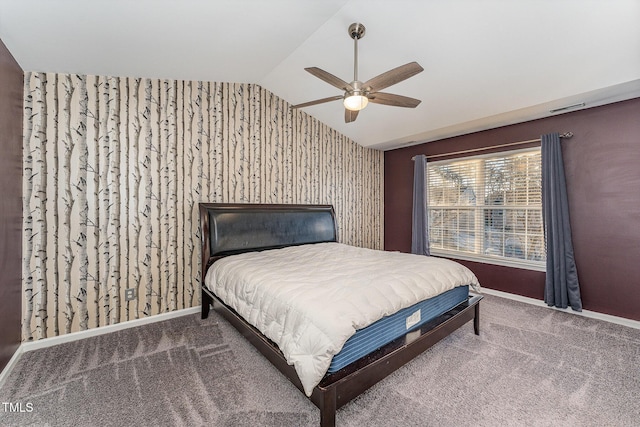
(1, 0, 639, 150)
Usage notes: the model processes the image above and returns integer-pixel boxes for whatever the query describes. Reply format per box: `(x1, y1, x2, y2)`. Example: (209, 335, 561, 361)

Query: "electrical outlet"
(124, 288, 136, 301)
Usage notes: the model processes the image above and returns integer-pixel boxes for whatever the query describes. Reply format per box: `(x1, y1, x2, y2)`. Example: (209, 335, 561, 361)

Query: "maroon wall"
(385, 98, 640, 321)
(0, 38, 23, 371)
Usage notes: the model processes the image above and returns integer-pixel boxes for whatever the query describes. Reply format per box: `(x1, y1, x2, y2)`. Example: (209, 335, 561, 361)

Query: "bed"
(199, 203, 482, 426)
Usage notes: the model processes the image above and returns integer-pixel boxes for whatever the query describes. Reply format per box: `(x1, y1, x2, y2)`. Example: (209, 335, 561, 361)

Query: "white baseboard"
(1, 306, 200, 388)
(481, 288, 640, 330)
(4, 291, 638, 386)
(20, 306, 201, 353)
(1, 306, 201, 387)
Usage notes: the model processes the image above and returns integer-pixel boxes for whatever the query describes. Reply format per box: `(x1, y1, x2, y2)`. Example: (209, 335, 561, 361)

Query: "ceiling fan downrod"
(348, 23, 366, 86)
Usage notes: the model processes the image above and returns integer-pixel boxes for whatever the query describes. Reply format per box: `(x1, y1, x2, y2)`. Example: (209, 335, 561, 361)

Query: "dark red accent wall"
(385, 98, 640, 321)
(0, 38, 23, 371)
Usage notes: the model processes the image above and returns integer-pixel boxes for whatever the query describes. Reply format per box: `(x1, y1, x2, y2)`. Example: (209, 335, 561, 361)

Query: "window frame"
(426, 147, 546, 272)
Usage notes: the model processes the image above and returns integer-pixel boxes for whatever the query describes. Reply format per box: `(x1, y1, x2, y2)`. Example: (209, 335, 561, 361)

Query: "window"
(427, 148, 545, 270)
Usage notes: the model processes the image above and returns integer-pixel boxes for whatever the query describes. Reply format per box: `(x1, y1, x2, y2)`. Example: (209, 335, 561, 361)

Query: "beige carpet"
(1, 294, 639, 426)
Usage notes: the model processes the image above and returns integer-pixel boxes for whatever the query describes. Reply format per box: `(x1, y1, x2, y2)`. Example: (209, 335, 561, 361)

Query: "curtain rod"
(412, 132, 573, 161)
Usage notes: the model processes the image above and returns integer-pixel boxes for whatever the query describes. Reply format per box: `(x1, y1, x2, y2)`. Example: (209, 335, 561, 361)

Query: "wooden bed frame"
(199, 203, 482, 427)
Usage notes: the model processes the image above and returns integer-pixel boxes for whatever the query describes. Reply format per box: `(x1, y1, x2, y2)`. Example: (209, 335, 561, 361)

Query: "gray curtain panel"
(541, 133, 582, 311)
(411, 154, 430, 255)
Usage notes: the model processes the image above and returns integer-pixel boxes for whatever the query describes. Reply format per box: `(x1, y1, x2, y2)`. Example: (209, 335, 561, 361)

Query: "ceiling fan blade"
(363, 62, 424, 92)
(345, 109, 359, 123)
(368, 92, 422, 108)
(290, 95, 343, 109)
(305, 67, 352, 91)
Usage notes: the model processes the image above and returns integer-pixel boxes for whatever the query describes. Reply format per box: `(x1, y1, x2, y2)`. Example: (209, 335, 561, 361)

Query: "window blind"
(427, 148, 544, 269)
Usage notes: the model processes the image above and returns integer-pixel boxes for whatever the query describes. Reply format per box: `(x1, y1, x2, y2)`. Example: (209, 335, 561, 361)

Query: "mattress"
(328, 285, 469, 373)
(205, 242, 480, 396)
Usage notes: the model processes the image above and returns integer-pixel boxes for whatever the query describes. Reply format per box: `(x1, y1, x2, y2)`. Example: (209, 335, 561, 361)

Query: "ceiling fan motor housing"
(348, 23, 366, 40)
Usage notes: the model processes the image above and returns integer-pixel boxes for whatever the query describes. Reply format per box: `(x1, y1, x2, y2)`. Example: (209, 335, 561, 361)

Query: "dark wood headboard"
(199, 203, 337, 281)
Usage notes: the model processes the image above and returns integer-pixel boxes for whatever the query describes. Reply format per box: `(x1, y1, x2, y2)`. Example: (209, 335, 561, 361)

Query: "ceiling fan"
(290, 22, 424, 123)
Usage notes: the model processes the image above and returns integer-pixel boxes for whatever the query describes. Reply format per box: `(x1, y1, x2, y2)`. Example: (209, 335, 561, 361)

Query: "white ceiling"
(1, 0, 639, 150)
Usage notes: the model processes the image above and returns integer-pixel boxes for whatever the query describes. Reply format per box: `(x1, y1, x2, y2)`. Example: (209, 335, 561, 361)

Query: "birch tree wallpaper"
(22, 72, 383, 341)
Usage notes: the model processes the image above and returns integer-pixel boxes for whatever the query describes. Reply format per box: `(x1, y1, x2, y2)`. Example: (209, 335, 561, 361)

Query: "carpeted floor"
(1, 294, 639, 426)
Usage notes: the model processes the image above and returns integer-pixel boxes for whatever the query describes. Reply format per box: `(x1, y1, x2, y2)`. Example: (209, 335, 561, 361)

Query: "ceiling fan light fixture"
(344, 94, 368, 111)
